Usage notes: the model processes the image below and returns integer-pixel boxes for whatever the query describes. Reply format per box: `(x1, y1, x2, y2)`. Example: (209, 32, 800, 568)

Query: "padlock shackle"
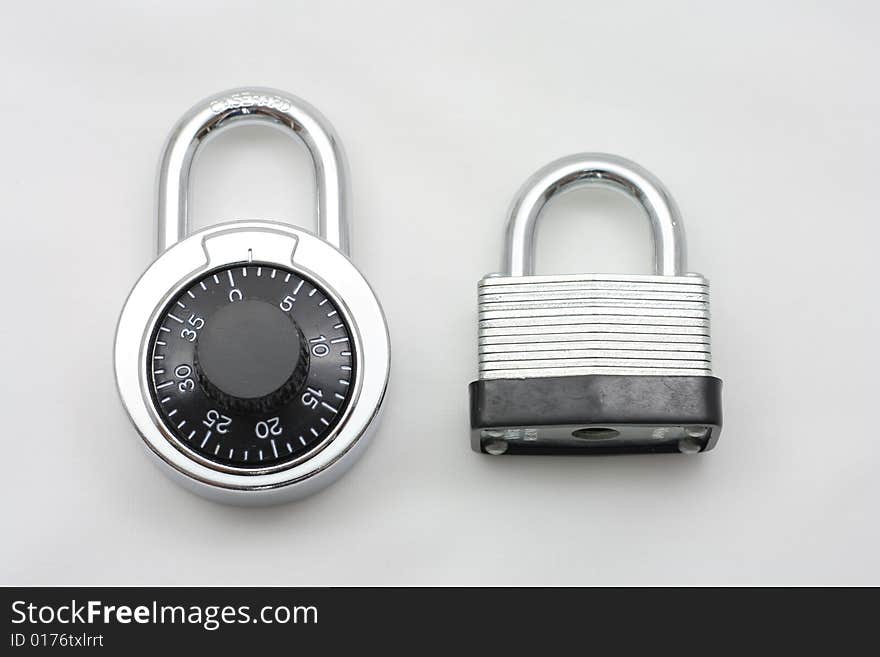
(503, 153, 686, 276)
(157, 87, 350, 255)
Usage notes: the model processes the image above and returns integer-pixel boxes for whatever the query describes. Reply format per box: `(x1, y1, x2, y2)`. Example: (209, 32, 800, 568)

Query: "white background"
(1, 1, 877, 585)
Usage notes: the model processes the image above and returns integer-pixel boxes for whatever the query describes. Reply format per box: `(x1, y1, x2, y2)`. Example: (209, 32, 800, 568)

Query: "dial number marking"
(309, 335, 330, 358)
(203, 409, 232, 434)
(255, 417, 283, 439)
(301, 387, 323, 410)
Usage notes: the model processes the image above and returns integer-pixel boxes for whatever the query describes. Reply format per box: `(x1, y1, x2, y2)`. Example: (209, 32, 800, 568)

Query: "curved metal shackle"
(157, 87, 350, 255)
(504, 153, 686, 277)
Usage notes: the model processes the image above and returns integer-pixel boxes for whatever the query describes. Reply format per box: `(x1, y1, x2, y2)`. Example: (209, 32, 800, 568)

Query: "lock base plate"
(469, 374, 722, 455)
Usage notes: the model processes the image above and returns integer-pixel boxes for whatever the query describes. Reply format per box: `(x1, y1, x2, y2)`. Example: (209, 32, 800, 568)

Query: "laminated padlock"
(115, 89, 390, 503)
(469, 154, 722, 455)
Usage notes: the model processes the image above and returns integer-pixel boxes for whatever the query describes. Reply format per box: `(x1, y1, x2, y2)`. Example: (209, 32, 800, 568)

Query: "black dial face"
(148, 264, 355, 470)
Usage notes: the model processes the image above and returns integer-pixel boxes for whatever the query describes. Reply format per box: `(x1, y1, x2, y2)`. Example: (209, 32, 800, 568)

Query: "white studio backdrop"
(0, 1, 877, 585)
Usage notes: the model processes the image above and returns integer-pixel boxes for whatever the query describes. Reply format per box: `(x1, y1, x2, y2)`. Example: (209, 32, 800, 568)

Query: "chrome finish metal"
(157, 87, 350, 255)
(491, 424, 708, 445)
(504, 153, 686, 277)
(481, 154, 712, 380)
(117, 89, 389, 504)
(116, 222, 390, 504)
(478, 273, 711, 379)
(471, 154, 718, 455)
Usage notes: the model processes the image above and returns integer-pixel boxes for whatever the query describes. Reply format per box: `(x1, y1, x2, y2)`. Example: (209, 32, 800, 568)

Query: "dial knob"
(194, 299, 309, 413)
(148, 264, 356, 470)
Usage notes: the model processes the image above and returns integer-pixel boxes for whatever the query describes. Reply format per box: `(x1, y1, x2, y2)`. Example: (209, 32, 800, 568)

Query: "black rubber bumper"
(469, 375, 723, 455)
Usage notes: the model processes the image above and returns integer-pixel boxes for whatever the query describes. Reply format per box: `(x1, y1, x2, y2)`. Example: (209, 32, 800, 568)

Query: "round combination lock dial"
(148, 264, 356, 470)
(117, 89, 391, 504)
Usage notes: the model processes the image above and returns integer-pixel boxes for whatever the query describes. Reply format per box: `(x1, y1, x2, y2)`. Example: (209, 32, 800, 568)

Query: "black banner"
(1, 587, 872, 651)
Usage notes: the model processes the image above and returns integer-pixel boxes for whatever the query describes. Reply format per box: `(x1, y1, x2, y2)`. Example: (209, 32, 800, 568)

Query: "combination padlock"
(115, 88, 390, 504)
(469, 153, 722, 455)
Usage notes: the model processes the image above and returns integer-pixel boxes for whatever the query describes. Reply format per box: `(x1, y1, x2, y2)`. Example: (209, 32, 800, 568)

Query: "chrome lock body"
(470, 154, 722, 455)
(115, 88, 390, 504)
